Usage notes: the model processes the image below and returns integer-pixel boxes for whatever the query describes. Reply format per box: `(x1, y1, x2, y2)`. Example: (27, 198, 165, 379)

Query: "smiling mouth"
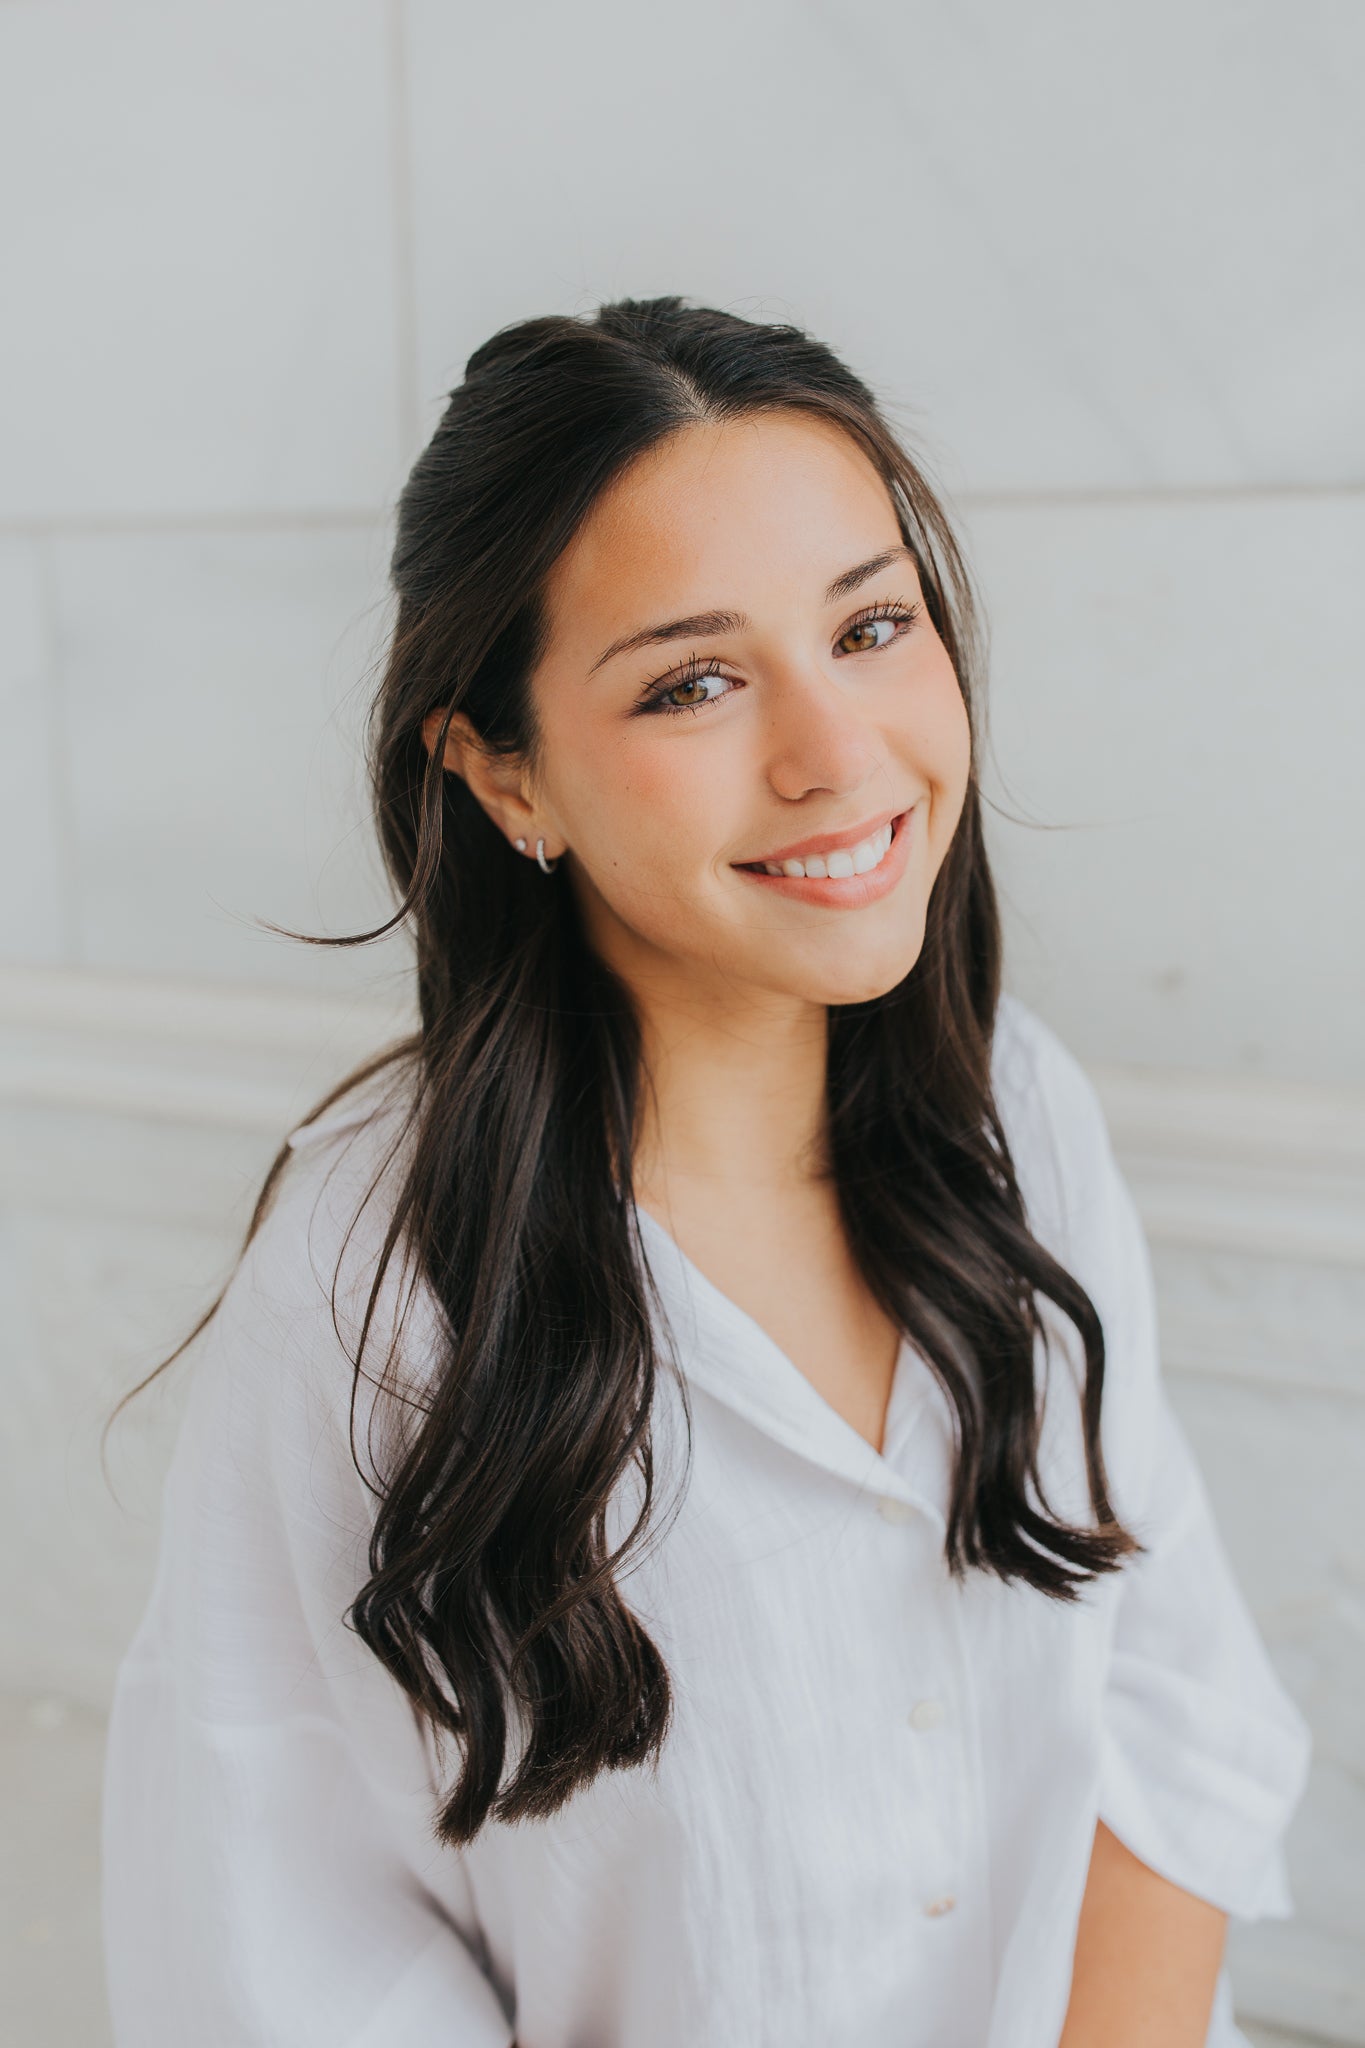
(735, 812, 904, 882)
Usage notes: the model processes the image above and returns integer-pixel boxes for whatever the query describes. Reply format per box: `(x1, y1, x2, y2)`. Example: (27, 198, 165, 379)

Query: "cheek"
(554, 720, 742, 881)
(896, 658, 973, 796)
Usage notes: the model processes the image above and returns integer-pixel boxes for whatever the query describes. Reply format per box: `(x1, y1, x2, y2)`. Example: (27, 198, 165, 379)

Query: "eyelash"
(635, 597, 923, 718)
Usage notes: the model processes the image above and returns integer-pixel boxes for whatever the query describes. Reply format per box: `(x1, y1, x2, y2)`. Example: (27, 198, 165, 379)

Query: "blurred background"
(1, 2, 1361, 2042)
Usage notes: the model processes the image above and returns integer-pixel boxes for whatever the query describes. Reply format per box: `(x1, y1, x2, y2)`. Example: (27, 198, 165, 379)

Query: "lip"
(731, 805, 917, 908)
(734, 807, 903, 869)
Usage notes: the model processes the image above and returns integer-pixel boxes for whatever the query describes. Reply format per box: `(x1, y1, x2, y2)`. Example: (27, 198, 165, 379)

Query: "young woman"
(102, 297, 1310, 2048)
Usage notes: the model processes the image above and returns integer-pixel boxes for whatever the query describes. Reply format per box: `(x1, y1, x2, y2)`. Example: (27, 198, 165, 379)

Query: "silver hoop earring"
(535, 837, 559, 875)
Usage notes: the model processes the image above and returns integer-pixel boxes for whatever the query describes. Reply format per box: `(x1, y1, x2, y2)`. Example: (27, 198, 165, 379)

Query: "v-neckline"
(631, 1200, 938, 1510)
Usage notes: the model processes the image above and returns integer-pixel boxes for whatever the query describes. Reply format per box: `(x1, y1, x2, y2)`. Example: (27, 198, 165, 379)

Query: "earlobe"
(422, 705, 544, 853)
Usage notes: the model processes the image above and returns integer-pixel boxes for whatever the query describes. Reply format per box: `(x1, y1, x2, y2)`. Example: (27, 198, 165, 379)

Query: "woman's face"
(511, 410, 970, 1009)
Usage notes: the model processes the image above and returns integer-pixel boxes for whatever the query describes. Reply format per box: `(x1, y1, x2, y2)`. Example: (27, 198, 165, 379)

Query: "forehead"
(540, 411, 902, 645)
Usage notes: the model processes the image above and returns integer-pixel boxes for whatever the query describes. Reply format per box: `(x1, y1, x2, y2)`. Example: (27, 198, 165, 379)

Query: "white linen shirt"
(101, 992, 1312, 2048)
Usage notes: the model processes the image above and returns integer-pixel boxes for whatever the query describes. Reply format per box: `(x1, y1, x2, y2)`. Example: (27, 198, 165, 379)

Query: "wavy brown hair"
(109, 295, 1140, 1847)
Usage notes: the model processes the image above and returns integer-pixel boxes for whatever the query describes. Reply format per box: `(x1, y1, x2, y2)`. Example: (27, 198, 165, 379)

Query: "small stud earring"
(514, 837, 527, 852)
(535, 838, 560, 874)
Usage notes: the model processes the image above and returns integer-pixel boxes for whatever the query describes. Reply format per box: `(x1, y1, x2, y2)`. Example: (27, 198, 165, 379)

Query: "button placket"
(873, 1461, 963, 1940)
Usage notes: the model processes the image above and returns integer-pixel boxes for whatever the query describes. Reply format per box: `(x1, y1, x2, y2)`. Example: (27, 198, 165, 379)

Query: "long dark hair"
(109, 295, 1140, 1847)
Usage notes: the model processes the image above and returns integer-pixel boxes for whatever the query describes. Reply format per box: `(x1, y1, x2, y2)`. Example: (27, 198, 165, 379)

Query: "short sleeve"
(1015, 1000, 1313, 1922)
(1097, 1383, 1311, 1918)
(101, 1115, 515, 2048)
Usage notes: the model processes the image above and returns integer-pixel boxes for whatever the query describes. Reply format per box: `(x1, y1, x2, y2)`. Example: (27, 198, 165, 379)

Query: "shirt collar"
(632, 1203, 952, 1529)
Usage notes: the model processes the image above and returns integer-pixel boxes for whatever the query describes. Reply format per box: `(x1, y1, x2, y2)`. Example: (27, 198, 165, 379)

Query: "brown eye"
(665, 676, 714, 707)
(837, 615, 901, 656)
(646, 669, 733, 715)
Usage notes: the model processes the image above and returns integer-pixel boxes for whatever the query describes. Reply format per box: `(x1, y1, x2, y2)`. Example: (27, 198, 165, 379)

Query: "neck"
(629, 974, 830, 1209)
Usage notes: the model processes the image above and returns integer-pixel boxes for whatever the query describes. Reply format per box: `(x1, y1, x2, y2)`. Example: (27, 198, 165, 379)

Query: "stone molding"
(3, 962, 1361, 1268)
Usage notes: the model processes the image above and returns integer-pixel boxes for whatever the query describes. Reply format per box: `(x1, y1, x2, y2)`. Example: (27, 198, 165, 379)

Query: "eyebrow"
(586, 545, 915, 675)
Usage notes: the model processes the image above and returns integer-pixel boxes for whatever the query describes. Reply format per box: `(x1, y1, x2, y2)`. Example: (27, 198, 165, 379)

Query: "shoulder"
(991, 987, 1101, 1121)
(260, 1067, 418, 1318)
(992, 993, 1163, 1517)
(990, 990, 1119, 1257)
(194, 1064, 438, 1489)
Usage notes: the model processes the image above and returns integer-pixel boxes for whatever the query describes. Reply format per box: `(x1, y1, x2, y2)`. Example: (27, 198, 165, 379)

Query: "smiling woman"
(100, 297, 1309, 2048)
(425, 406, 972, 1017)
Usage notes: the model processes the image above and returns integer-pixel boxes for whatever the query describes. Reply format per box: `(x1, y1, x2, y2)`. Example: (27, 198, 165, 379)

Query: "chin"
(782, 936, 926, 1009)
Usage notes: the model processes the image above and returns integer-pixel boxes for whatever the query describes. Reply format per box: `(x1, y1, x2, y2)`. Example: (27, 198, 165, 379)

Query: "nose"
(762, 665, 884, 804)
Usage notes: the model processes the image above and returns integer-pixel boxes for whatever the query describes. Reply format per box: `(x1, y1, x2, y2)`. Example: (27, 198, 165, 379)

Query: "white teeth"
(754, 819, 895, 882)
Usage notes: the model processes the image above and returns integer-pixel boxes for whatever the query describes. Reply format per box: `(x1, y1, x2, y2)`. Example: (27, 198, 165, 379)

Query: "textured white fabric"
(101, 991, 1311, 2047)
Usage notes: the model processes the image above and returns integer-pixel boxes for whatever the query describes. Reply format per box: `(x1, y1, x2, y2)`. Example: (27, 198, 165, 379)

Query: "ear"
(420, 707, 540, 850)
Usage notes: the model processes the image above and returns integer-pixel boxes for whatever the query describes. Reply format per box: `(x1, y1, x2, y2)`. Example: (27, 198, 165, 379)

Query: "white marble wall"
(1, 1, 1360, 2040)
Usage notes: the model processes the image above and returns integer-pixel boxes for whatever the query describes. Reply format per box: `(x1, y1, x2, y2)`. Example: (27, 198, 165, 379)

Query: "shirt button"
(908, 1697, 946, 1731)
(923, 1895, 957, 1917)
(876, 1495, 914, 1523)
